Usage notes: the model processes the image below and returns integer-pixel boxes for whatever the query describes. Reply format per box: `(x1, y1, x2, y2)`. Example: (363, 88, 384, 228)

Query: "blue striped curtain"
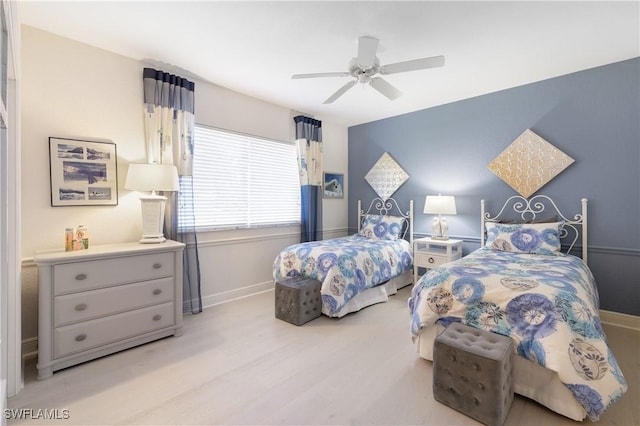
(294, 115, 323, 242)
(143, 68, 202, 314)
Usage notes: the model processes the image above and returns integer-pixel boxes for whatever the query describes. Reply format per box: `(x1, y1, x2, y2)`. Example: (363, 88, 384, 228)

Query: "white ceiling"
(19, 1, 640, 127)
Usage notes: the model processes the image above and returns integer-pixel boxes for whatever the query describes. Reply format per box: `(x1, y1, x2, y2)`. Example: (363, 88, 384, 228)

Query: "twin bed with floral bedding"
(408, 196, 627, 421)
(273, 198, 414, 318)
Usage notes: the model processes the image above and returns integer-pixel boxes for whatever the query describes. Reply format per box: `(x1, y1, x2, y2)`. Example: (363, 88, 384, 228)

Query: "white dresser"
(35, 240, 185, 380)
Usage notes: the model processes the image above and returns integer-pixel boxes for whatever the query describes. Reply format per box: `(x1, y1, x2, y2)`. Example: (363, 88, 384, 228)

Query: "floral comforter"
(273, 235, 413, 316)
(408, 247, 627, 421)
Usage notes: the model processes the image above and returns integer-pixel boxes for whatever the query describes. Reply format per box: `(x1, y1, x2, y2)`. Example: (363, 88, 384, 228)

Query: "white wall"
(21, 27, 144, 256)
(321, 123, 349, 237)
(20, 26, 348, 348)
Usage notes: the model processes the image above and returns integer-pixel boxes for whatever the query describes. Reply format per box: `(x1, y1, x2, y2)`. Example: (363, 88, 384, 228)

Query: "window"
(179, 125, 300, 230)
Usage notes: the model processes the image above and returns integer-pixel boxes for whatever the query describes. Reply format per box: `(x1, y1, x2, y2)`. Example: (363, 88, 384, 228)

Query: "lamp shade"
(424, 195, 457, 215)
(125, 163, 179, 192)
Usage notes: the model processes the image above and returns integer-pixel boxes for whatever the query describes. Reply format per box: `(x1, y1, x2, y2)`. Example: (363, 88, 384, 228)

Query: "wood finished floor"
(8, 286, 639, 425)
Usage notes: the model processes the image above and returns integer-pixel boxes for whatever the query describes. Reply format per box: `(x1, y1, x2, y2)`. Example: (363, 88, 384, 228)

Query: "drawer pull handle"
(428, 257, 435, 264)
(75, 273, 88, 280)
(153, 263, 162, 269)
(153, 289, 162, 295)
(153, 314, 162, 321)
(75, 303, 87, 311)
(75, 334, 87, 342)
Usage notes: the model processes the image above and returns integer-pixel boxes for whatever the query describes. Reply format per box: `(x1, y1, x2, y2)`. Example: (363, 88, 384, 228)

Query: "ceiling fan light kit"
(292, 36, 445, 104)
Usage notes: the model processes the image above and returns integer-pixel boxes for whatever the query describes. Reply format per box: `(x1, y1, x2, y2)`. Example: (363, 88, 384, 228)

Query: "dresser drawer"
(54, 277, 174, 327)
(54, 302, 175, 359)
(415, 252, 448, 268)
(53, 252, 175, 294)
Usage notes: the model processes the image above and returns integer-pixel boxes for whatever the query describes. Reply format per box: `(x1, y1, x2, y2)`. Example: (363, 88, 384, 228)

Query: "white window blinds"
(180, 125, 300, 230)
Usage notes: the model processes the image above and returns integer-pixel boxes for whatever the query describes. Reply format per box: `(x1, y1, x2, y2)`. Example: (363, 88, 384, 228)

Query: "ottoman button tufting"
(433, 322, 514, 426)
(275, 277, 322, 326)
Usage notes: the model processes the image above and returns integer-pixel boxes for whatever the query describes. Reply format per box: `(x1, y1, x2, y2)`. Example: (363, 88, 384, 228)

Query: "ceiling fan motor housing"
(349, 57, 380, 84)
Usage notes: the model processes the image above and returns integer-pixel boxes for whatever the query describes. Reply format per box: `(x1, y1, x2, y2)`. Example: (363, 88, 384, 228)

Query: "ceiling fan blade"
(323, 80, 357, 104)
(357, 36, 379, 69)
(380, 55, 445, 75)
(369, 77, 401, 101)
(292, 72, 350, 79)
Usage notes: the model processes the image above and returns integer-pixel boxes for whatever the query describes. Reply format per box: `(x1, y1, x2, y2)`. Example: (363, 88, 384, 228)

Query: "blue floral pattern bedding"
(274, 235, 413, 316)
(408, 247, 627, 421)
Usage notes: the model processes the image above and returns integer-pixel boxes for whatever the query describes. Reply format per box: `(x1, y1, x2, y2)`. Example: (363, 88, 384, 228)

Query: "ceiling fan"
(292, 36, 445, 104)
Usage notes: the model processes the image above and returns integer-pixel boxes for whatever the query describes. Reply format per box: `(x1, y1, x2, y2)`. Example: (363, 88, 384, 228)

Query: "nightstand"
(413, 237, 463, 282)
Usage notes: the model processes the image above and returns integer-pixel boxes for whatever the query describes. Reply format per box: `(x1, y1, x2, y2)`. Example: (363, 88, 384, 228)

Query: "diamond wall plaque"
(364, 152, 409, 200)
(488, 129, 574, 198)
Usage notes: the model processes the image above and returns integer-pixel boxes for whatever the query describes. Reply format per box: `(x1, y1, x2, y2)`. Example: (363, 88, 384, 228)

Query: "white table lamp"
(424, 194, 457, 240)
(125, 163, 179, 244)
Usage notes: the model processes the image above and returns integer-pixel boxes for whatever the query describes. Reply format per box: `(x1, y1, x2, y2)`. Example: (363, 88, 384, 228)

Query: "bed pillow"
(359, 214, 405, 240)
(485, 222, 562, 254)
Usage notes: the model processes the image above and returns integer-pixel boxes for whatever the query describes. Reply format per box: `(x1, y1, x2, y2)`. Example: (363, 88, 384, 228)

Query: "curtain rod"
(291, 109, 315, 119)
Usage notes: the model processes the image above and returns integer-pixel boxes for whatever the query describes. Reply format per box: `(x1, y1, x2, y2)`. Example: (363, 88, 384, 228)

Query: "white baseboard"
(199, 281, 275, 311)
(25, 284, 279, 358)
(599, 309, 640, 331)
(21, 337, 38, 360)
(25, 295, 640, 358)
(198, 284, 640, 332)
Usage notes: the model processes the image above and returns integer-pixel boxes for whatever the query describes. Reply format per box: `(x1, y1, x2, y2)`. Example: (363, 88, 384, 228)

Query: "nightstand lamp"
(424, 194, 457, 240)
(125, 163, 179, 244)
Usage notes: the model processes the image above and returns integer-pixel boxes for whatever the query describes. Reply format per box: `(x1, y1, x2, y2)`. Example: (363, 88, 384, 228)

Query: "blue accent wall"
(348, 58, 640, 316)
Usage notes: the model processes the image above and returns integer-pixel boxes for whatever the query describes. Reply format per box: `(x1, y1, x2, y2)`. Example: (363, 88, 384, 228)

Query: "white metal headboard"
(358, 197, 414, 245)
(481, 195, 588, 264)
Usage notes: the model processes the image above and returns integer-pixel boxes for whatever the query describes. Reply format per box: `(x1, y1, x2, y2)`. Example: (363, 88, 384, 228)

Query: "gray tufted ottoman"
(433, 322, 514, 426)
(274, 276, 322, 325)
